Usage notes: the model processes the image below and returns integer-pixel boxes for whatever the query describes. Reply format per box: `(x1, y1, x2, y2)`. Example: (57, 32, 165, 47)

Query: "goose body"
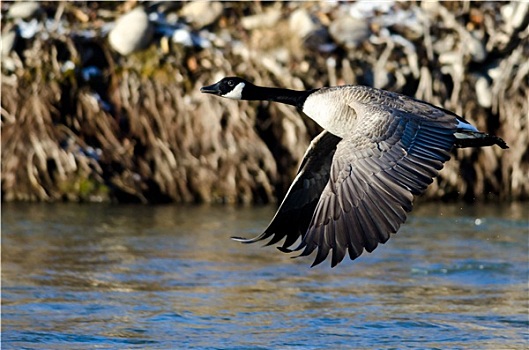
(201, 77, 508, 267)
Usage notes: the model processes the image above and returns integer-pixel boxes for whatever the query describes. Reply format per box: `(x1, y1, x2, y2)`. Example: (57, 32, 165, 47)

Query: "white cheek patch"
(223, 82, 245, 100)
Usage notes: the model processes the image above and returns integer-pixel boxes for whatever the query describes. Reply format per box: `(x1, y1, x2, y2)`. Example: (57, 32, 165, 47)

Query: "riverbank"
(1, 1, 527, 203)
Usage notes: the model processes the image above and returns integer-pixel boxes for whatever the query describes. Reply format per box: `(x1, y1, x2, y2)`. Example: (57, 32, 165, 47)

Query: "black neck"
(243, 85, 314, 108)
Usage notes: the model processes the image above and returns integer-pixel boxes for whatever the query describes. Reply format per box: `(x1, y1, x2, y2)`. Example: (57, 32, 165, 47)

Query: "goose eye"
(227, 80, 234, 87)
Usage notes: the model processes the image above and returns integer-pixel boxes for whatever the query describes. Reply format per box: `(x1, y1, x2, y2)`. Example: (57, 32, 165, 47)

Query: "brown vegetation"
(1, 2, 528, 203)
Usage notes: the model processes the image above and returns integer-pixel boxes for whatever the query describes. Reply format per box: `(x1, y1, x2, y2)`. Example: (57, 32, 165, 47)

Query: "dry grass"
(1, 2, 527, 203)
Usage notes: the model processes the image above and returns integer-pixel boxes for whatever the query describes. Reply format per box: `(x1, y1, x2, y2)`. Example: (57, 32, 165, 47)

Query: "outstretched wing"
(232, 130, 341, 249)
(235, 85, 459, 267)
(296, 111, 457, 267)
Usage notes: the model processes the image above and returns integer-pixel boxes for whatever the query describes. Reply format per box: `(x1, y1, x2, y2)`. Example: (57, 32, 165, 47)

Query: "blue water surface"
(2, 202, 528, 349)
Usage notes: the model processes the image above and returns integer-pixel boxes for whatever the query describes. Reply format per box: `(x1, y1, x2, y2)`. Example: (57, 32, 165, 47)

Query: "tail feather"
(454, 131, 508, 149)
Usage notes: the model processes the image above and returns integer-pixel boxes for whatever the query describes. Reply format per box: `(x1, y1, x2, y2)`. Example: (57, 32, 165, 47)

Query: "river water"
(2, 202, 528, 349)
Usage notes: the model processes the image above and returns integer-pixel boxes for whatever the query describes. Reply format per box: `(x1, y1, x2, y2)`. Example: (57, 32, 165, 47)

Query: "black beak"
(200, 82, 221, 95)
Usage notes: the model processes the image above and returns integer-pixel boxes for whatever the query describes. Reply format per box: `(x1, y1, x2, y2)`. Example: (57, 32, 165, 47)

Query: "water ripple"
(2, 202, 528, 349)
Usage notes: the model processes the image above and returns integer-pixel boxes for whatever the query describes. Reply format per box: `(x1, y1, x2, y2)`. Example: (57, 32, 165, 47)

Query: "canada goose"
(201, 77, 508, 267)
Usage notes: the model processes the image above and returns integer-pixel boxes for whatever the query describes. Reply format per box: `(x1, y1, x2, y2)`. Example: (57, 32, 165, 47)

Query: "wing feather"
(295, 113, 457, 266)
(232, 131, 342, 249)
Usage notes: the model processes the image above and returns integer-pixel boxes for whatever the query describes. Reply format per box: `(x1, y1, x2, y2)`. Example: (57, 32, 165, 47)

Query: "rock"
(172, 28, 193, 47)
(1, 24, 21, 72)
(180, 1, 223, 28)
(421, 0, 441, 16)
(329, 16, 370, 50)
(501, 1, 529, 30)
(289, 8, 316, 39)
(348, 1, 394, 19)
(241, 8, 281, 30)
(1, 25, 18, 57)
(7, 1, 41, 20)
(289, 8, 334, 52)
(108, 6, 154, 56)
(17, 18, 40, 39)
(433, 36, 455, 55)
(438, 51, 461, 66)
(475, 75, 492, 108)
(487, 63, 502, 81)
(467, 34, 486, 63)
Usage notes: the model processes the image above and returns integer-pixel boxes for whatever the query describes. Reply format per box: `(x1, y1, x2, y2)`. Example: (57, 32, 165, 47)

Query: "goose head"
(200, 77, 252, 100)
